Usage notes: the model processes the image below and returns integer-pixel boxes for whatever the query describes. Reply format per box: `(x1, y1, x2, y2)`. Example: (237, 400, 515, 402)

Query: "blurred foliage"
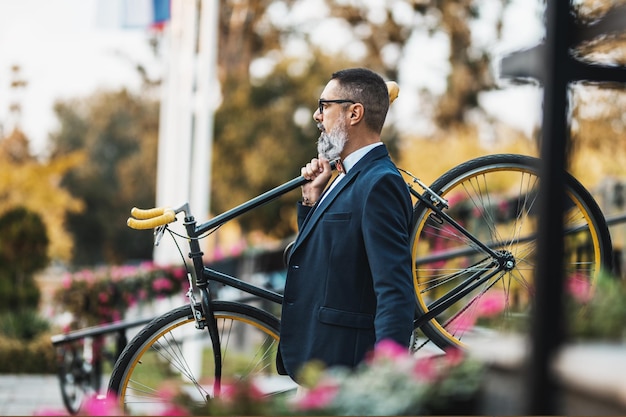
(0, 332, 57, 374)
(566, 270, 626, 341)
(0, 207, 48, 312)
(397, 125, 538, 187)
(49, 89, 159, 265)
(162, 341, 484, 416)
(0, 310, 50, 341)
(37, 0, 626, 267)
(216, 0, 504, 127)
(568, 2, 626, 186)
(211, 0, 510, 235)
(42, 0, 517, 263)
(53, 263, 187, 326)
(570, 86, 626, 186)
(574, 0, 626, 21)
(0, 128, 84, 260)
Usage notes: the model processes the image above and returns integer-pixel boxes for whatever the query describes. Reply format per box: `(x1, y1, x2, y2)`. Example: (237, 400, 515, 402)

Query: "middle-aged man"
(277, 67, 415, 383)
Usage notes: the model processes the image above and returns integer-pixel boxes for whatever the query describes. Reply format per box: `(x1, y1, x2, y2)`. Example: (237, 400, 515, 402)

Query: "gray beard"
(317, 122, 348, 160)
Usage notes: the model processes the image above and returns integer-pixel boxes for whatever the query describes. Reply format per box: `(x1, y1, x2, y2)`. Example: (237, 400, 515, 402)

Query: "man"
(277, 68, 416, 383)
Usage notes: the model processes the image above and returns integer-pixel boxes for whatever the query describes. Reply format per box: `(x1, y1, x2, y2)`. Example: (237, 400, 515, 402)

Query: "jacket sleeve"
(296, 201, 314, 229)
(361, 173, 416, 347)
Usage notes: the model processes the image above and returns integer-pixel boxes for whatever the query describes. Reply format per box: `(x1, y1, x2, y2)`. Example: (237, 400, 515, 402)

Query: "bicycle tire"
(107, 301, 292, 415)
(57, 343, 102, 415)
(410, 153, 612, 350)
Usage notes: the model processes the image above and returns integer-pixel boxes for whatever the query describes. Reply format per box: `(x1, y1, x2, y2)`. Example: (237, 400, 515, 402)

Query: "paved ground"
(0, 374, 76, 416)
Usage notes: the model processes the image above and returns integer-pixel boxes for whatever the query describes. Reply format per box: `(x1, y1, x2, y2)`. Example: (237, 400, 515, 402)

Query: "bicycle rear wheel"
(57, 342, 102, 415)
(410, 154, 612, 350)
(107, 301, 292, 415)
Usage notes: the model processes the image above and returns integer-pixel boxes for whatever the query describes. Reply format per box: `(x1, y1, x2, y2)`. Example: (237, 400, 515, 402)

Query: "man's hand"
(301, 156, 333, 206)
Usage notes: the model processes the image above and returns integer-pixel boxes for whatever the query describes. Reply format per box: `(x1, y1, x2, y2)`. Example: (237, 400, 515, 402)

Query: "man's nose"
(313, 108, 322, 122)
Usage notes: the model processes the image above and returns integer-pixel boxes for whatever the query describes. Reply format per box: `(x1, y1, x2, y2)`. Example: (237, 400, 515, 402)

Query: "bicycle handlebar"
(127, 208, 176, 230)
(131, 207, 170, 219)
(127, 160, 338, 231)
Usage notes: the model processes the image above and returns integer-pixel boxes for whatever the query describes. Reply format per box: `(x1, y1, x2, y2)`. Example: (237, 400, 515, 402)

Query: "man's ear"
(349, 103, 364, 125)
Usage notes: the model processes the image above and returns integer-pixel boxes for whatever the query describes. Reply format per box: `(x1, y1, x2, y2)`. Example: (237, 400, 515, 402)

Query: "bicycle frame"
(170, 167, 514, 392)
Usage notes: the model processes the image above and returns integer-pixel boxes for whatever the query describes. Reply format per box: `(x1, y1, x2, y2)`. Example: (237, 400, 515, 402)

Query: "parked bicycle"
(52, 317, 152, 414)
(106, 152, 611, 414)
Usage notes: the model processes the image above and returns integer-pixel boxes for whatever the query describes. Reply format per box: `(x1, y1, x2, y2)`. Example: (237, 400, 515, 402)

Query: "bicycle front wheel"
(411, 154, 612, 350)
(107, 301, 292, 415)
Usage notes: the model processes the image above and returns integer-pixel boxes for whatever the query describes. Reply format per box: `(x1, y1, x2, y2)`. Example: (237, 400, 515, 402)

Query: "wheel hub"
(497, 250, 516, 271)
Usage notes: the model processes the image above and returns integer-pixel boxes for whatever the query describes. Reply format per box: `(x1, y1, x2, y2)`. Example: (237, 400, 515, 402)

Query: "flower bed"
(53, 262, 188, 327)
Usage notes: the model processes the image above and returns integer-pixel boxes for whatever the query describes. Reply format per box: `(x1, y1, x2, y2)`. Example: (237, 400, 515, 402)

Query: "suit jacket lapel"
(290, 145, 389, 257)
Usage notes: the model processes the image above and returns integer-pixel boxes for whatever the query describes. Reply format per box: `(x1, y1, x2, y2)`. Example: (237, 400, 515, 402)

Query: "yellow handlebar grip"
(130, 207, 167, 220)
(127, 210, 176, 230)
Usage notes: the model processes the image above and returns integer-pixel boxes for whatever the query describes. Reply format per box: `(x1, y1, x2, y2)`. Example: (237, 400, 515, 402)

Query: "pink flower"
(140, 261, 156, 270)
(294, 382, 339, 411)
(152, 277, 173, 292)
(213, 246, 224, 261)
(78, 269, 96, 283)
(81, 393, 122, 416)
(229, 238, 247, 257)
(368, 339, 408, 363)
(475, 292, 507, 317)
(412, 355, 438, 382)
(155, 385, 180, 402)
(111, 310, 121, 322)
(171, 267, 186, 281)
(448, 314, 476, 333)
(126, 294, 137, 307)
(444, 346, 465, 366)
(498, 200, 509, 215)
(567, 273, 592, 303)
(446, 192, 466, 207)
(157, 405, 189, 416)
(111, 265, 137, 280)
(62, 274, 72, 289)
(219, 380, 265, 403)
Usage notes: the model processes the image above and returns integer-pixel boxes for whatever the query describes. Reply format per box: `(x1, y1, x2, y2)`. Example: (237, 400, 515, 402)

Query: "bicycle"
(107, 153, 612, 414)
(51, 317, 152, 414)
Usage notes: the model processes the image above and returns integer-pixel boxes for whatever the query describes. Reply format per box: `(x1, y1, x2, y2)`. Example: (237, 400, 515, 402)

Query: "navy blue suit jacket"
(277, 144, 416, 382)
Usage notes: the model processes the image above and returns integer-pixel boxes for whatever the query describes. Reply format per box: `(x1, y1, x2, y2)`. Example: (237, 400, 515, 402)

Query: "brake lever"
(154, 225, 167, 246)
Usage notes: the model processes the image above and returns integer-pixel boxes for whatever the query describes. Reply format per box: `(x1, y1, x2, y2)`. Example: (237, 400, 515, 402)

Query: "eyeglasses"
(318, 99, 356, 115)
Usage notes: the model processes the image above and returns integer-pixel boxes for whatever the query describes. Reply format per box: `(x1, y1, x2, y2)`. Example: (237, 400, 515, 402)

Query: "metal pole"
(154, 0, 198, 265)
(527, 0, 571, 413)
(190, 0, 221, 225)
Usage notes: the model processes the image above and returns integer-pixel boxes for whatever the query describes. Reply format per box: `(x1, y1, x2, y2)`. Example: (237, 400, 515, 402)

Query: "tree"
(45, 0, 536, 256)
(0, 207, 48, 311)
(217, 0, 510, 126)
(49, 89, 160, 265)
(0, 128, 84, 261)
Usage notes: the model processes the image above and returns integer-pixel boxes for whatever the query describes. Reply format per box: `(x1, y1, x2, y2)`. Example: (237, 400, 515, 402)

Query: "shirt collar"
(341, 142, 383, 173)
